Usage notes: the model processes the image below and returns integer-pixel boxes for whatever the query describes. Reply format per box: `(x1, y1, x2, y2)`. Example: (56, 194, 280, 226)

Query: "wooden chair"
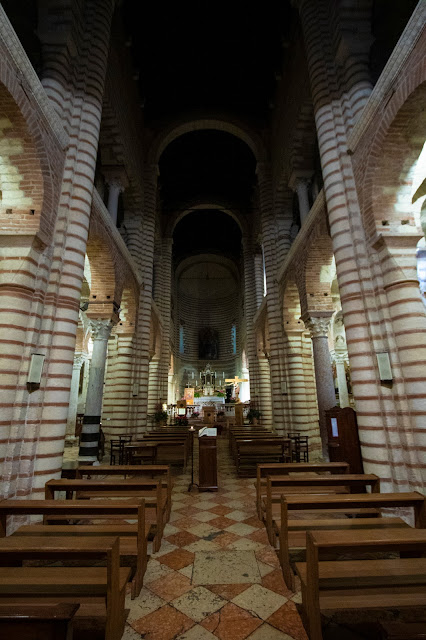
(287, 433, 309, 462)
(0, 536, 129, 640)
(109, 439, 121, 465)
(296, 528, 426, 640)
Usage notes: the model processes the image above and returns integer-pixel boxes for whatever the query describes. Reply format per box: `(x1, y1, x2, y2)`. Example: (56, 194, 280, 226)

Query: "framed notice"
(184, 387, 194, 405)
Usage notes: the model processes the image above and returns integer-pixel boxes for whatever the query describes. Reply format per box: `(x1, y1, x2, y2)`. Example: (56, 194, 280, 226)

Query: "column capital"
(89, 318, 116, 341)
(73, 353, 86, 369)
(288, 170, 311, 192)
(302, 312, 333, 338)
(103, 166, 129, 192)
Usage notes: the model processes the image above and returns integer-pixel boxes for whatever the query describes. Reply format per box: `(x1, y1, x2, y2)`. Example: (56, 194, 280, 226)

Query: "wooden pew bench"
(230, 431, 273, 460)
(235, 438, 291, 476)
(255, 462, 349, 519)
(0, 499, 148, 599)
(295, 528, 426, 640)
(0, 536, 128, 640)
(137, 436, 189, 468)
(277, 492, 425, 590)
(45, 478, 167, 553)
(0, 603, 79, 640)
(264, 473, 381, 545)
(77, 464, 172, 518)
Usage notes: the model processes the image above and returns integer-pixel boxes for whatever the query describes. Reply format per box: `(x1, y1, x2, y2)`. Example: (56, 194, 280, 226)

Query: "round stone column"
(104, 169, 128, 226)
(335, 352, 350, 408)
(79, 319, 115, 461)
(66, 354, 85, 437)
(304, 314, 335, 459)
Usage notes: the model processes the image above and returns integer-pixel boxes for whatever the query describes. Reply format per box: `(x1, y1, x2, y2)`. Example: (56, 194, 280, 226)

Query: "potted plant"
(192, 412, 199, 418)
(247, 408, 262, 425)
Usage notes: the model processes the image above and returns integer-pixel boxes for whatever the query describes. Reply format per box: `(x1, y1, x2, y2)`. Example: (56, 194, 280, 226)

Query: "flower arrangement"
(247, 408, 262, 424)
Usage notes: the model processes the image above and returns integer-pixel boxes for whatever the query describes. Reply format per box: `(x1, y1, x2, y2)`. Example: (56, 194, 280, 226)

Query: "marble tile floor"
(123, 437, 308, 640)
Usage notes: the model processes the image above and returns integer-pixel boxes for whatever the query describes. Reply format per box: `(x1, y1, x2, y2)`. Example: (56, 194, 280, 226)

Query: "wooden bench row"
(0, 463, 174, 639)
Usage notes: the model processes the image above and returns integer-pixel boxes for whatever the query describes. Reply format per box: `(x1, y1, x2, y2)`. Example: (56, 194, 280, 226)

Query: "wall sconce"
(376, 352, 393, 383)
(27, 353, 45, 392)
(132, 383, 139, 397)
(281, 380, 288, 395)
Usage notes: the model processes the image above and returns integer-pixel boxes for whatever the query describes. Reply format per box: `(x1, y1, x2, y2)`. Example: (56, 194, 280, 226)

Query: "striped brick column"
(28, 0, 115, 496)
(254, 251, 264, 308)
(242, 238, 260, 404)
(79, 318, 115, 461)
(124, 170, 157, 434)
(284, 329, 322, 456)
(158, 238, 173, 406)
(257, 163, 286, 433)
(148, 357, 161, 415)
(297, 0, 403, 488)
(257, 356, 273, 429)
(102, 331, 135, 440)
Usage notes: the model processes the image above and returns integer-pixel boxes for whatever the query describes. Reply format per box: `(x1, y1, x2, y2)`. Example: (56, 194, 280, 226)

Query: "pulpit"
(199, 434, 218, 491)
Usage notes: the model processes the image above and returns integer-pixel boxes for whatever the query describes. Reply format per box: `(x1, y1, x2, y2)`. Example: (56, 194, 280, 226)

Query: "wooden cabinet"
(325, 407, 363, 474)
(199, 436, 218, 491)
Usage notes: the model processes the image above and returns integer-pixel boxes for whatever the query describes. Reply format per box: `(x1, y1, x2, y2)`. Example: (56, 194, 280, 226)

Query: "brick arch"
(299, 235, 335, 317)
(360, 55, 426, 240)
(149, 116, 265, 164)
(0, 79, 59, 243)
(166, 202, 248, 236)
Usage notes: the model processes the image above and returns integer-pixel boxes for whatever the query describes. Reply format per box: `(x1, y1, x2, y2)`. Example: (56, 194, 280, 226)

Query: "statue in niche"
(199, 327, 219, 360)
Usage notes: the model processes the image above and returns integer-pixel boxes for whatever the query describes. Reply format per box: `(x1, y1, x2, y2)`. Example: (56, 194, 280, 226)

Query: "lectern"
(199, 434, 218, 491)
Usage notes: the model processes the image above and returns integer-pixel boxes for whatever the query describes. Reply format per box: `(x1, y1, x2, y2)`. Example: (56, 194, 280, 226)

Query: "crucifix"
(225, 375, 248, 401)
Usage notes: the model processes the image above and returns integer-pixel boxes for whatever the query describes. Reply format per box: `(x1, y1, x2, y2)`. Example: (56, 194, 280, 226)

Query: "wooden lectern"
(199, 434, 218, 491)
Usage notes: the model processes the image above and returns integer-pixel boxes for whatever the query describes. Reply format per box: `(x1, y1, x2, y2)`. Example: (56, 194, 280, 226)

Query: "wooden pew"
(235, 438, 291, 476)
(0, 536, 129, 640)
(256, 462, 350, 518)
(264, 474, 381, 545)
(45, 478, 166, 552)
(77, 464, 172, 518)
(230, 430, 272, 459)
(0, 603, 79, 640)
(295, 528, 426, 640)
(0, 499, 148, 598)
(278, 492, 425, 590)
(137, 434, 189, 467)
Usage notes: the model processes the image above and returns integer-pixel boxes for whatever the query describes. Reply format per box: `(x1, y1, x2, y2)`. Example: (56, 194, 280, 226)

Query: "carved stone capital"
(72, 353, 86, 370)
(89, 318, 115, 341)
(303, 314, 332, 338)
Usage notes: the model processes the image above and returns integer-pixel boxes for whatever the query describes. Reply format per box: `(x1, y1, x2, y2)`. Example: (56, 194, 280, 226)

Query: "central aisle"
(123, 437, 307, 640)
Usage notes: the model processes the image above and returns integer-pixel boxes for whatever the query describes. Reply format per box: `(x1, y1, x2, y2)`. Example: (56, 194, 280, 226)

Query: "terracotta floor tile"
(148, 572, 193, 601)
(247, 528, 270, 545)
(255, 546, 280, 568)
(261, 569, 293, 598)
(208, 515, 236, 529)
(175, 505, 203, 516)
(172, 517, 202, 530)
(165, 531, 201, 548)
(267, 601, 309, 640)
(208, 504, 234, 515)
(207, 583, 251, 600)
(201, 602, 262, 640)
(159, 548, 195, 570)
(243, 516, 264, 529)
(131, 604, 194, 640)
(212, 531, 242, 548)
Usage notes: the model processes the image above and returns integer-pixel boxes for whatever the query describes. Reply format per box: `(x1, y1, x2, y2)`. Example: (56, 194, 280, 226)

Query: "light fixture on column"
(27, 353, 45, 392)
(132, 383, 139, 397)
(281, 380, 288, 395)
(376, 352, 393, 383)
